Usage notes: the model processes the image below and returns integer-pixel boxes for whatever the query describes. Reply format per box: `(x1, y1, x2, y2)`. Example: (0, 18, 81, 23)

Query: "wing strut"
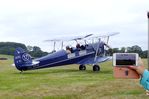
(94, 38, 101, 62)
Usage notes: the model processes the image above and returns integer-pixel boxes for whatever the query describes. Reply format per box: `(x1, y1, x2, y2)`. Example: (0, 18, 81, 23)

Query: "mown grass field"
(0, 54, 148, 99)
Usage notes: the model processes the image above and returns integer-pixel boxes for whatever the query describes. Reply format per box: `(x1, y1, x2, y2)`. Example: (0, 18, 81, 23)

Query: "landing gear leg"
(20, 71, 23, 74)
(79, 65, 86, 70)
(93, 65, 100, 72)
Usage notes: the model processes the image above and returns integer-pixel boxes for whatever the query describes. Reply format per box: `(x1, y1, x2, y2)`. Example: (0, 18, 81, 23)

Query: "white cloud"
(0, 0, 148, 52)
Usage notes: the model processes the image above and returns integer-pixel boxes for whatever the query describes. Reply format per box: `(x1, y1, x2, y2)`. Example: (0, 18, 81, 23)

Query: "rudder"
(14, 47, 32, 71)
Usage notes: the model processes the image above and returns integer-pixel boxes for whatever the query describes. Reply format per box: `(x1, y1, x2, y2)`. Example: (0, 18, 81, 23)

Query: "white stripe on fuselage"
(35, 51, 95, 68)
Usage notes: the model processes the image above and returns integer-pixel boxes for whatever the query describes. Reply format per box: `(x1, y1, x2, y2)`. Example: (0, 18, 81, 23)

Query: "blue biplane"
(14, 33, 119, 72)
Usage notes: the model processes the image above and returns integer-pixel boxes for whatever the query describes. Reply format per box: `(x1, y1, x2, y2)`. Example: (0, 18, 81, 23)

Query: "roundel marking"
(22, 53, 31, 62)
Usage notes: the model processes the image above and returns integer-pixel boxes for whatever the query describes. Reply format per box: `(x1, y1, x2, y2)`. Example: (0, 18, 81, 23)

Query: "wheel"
(93, 65, 100, 71)
(79, 65, 86, 70)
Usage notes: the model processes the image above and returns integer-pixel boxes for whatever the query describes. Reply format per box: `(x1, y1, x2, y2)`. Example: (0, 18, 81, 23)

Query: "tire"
(93, 65, 100, 71)
(79, 65, 86, 70)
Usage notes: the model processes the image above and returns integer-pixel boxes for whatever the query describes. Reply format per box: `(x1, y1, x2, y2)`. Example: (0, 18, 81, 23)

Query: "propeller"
(96, 32, 120, 56)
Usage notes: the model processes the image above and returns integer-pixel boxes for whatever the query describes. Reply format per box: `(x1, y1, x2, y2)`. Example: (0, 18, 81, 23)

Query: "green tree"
(112, 48, 119, 53)
(27, 45, 33, 52)
(141, 50, 148, 58)
(127, 45, 142, 56)
(119, 47, 126, 53)
(29, 46, 48, 58)
(0, 42, 27, 55)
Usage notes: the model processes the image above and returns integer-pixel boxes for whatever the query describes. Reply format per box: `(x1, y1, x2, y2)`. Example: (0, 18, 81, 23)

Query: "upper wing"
(44, 34, 93, 42)
(77, 56, 112, 65)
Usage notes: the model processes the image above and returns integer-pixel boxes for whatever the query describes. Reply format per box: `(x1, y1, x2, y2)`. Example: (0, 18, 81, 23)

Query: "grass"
(0, 54, 148, 99)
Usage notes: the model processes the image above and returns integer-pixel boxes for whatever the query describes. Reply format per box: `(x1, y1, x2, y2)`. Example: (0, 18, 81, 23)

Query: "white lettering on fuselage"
(15, 56, 21, 60)
(67, 53, 75, 59)
(79, 50, 87, 56)
(67, 50, 87, 59)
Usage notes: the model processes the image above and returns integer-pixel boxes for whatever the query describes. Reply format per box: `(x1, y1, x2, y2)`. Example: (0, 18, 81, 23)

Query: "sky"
(0, 0, 148, 52)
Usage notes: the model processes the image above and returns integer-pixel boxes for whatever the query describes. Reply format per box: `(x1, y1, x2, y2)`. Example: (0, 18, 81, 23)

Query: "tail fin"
(14, 47, 32, 71)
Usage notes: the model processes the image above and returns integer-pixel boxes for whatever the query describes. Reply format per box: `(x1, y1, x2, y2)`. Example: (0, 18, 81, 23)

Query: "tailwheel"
(93, 65, 100, 72)
(79, 64, 86, 70)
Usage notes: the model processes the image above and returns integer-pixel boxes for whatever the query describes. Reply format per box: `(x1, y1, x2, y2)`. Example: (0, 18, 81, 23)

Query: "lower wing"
(77, 56, 112, 65)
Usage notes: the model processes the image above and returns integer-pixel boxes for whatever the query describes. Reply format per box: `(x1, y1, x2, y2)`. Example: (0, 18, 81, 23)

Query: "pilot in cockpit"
(76, 43, 80, 51)
(76, 43, 86, 51)
(66, 46, 71, 54)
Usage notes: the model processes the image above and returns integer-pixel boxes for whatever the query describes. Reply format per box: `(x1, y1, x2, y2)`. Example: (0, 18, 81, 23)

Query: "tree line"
(0, 42, 148, 58)
(107, 45, 148, 58)
(0, 42, 48, 58)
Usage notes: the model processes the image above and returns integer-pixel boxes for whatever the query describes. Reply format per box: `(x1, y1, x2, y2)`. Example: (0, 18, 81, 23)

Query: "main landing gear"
(93, 65, 100, 72)
(79, 64, 86, 70)
(79, 64, 100, 72)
